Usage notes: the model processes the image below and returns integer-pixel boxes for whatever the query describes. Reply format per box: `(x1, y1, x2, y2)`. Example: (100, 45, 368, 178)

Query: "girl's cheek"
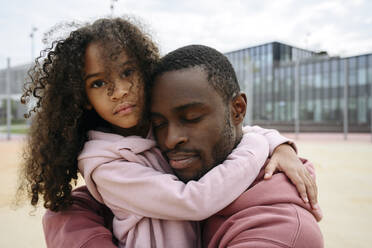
(134, 78, 145, 96)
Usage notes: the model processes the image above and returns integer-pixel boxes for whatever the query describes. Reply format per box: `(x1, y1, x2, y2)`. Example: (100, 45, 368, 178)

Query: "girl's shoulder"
(86, 130, 156, 154)
(88, 129, 124, 142)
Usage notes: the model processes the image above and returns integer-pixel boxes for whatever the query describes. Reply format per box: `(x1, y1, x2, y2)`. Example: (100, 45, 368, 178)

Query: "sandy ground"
(1, 134, 371, 248)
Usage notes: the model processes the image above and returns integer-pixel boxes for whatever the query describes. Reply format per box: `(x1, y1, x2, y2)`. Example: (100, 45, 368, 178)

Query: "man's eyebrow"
(174, 102, 205, 112)
(150, 102, 206, 117)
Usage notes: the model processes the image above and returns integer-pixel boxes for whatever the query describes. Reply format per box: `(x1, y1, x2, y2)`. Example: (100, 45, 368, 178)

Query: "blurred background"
(0, 0, 371, 247)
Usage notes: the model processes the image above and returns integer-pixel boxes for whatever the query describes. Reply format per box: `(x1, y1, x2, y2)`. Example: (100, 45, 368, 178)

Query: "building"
(225, 42, 372, 132)
(0, 41, 371, 132)
(0, 63, 29, 122)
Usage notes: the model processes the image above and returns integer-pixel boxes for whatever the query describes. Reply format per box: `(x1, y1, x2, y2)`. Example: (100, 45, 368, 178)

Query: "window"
(261, 45, 266, 67)
(299, 101, 307, 120)
(330, 98, 339, 120)
(348, 58, 357, 86)
(314, 99, 322, 122)
(307, 100, 314, 121)
(287, 101, 293, 121)
(268, 44, 273, 65)
(347, 97, 357, 124)
(323, 61, 330, 87)
(357, 97, 367, 123)
(368, 55, 372, 85)
(274, 70, 279, 93)
(331, 60, 339, 88)
(279, 101, 286, 121)
(315, 63, 322, 88)
(358, 67, 367, 85)
(274, 101, 280, 121)
(307, 63, 314, 106)
(266, 74, 272, 93)
(266, 102, 273, 121)
(340, 59, 346, 87)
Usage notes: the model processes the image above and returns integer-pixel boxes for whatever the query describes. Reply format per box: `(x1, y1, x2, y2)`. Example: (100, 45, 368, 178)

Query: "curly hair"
(152, 44, 240, 103)
(17, 17, 160, 211)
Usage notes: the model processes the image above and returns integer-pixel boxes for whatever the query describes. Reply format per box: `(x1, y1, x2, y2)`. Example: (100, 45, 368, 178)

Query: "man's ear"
(231, 92, 247, 125)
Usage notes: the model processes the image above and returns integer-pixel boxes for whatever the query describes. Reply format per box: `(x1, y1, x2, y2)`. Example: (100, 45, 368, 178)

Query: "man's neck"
(234, 126, 244, 148)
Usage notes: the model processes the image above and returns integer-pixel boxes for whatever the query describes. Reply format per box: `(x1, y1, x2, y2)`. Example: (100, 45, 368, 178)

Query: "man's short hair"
(152, 45, 240, 102)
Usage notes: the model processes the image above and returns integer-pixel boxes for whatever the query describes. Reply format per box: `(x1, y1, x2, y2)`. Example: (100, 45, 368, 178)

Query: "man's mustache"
(164, 148, 200, 157)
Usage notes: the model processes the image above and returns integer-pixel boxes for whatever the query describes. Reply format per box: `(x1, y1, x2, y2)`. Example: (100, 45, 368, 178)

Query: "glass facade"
(0, 64, 29, 95)
(225, 42, 372, 132)
(0, 41, 371, 131)
(0, 64, 29, 121)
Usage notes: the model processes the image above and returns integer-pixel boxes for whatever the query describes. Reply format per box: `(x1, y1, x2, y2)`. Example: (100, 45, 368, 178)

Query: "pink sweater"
(203, 158, 323, 248)
(77, 126, 291, 248)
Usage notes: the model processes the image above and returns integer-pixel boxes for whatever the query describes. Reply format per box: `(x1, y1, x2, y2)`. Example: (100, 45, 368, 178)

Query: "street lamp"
(29, 27, 38, 62)
(110, 0, 118, 17)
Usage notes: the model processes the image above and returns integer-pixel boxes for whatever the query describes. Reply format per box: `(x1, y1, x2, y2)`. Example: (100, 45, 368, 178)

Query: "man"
(43, 45, 323, 247)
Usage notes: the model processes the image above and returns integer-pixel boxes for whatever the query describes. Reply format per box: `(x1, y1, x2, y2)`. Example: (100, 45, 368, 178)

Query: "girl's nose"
(109, 81, 131, 101)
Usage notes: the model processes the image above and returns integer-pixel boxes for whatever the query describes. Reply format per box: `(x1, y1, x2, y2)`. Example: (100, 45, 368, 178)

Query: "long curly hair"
(17, 17, 160, 211)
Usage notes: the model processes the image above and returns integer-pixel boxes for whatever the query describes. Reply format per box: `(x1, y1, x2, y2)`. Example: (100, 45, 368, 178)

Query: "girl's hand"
(264, 144, 318, 209)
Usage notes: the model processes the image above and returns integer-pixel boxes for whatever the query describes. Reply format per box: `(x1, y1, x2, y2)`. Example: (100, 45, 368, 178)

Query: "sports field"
(0, 133, 371, 248)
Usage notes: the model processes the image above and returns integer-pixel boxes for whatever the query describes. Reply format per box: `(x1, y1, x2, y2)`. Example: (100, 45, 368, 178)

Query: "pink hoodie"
(77, 126, 291, 247)
(203, 158, 323, 248)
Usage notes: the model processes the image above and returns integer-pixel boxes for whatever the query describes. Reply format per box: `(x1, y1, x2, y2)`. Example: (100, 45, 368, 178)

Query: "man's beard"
(211, 112, 235, 168)
(195, 109, 235, 180)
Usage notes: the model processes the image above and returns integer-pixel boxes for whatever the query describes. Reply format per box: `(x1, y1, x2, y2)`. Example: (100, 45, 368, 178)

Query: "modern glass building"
(0, 63, 29, 121)
(0, 41, 371, 132)
(225, 42, 372, 132)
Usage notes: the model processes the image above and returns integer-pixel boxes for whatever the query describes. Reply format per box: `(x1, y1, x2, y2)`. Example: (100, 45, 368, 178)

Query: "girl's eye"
(91, 80, 106, 88)
(122, 68, 135, 78)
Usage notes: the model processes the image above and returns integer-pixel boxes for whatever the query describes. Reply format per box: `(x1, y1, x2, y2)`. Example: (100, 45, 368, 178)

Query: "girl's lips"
(113, 103, 135, 115)
(116, 106, 134, 116)
(169, 155, 199, 170)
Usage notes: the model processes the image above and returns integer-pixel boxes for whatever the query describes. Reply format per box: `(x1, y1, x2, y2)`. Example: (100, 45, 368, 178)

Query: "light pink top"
(78, 126, 291, 248)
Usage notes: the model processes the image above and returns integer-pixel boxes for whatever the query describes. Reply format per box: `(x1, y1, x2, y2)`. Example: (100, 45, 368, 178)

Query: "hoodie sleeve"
(82, 132, 269, 221)
(42, 186, 117, 248)
(243, 125, 297, 155)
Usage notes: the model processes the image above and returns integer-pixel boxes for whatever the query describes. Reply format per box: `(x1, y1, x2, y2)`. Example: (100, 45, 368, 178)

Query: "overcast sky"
(1, 0, 372, 69)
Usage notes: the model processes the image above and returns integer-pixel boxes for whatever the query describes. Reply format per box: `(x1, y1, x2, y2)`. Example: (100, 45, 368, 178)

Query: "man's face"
(151, 67, 236, 182)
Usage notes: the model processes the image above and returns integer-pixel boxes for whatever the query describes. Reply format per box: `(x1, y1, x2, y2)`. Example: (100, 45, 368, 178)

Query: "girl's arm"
(243, 125, 296, 155)
(82, 132, 269, 221)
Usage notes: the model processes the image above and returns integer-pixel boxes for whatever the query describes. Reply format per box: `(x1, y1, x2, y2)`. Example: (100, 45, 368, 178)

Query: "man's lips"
(113, 103, 135, 115)
(167, 153, 200, 170)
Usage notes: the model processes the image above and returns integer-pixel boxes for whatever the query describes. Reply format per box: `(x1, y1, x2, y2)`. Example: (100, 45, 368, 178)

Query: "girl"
(18, 17, 313, 247)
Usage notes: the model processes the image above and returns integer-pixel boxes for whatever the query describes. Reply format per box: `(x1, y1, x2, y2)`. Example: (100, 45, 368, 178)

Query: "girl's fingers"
(304, 171, 318, 208)
(290, 172, 308, 203)
(264, 160, 277, 179)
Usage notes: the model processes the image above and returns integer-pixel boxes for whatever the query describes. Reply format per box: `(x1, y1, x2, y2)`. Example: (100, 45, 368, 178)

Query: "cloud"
(0, 0, 371, 69)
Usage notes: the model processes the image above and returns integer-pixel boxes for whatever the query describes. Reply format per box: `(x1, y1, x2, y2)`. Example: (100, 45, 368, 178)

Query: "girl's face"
(84, 42, 146, 131)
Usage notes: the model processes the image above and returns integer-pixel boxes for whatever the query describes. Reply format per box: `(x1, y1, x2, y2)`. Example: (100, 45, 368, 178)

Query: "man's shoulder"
(43, 186, 116, 248)
(203, 158, 323, 248)
(224, 158, 316, 214)
(204, 201, 323, 248)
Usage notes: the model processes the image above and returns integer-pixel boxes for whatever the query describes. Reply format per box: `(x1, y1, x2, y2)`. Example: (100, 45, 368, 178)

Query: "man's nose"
(109, 81, 131, 101)
(164, 123, 188, 150)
